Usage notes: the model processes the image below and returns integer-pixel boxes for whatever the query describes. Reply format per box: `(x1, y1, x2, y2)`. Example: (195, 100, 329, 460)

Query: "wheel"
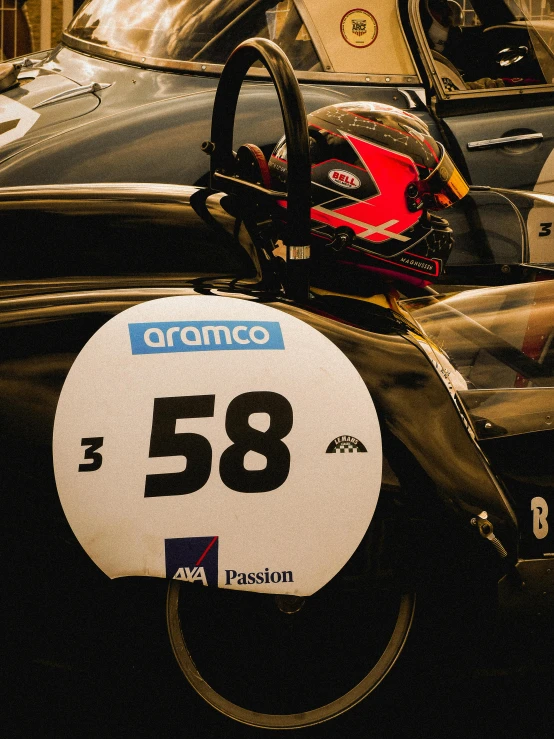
(167, 578, 415, 730)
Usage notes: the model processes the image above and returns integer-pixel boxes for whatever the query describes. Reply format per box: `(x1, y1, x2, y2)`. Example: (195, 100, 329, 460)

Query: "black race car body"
(3, 180, 554, 731)
(2, 0, 554, 194)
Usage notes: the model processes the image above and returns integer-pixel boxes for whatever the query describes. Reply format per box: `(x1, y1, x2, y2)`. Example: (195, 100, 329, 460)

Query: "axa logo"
(174, 566, 208, 585)
(129, 320, 284, 354)
(165, 536, 219, 586)
(328, 169, 361, 190)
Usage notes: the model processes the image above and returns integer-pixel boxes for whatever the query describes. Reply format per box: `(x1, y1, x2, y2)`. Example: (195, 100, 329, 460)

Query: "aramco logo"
(129, 320, 284, 354)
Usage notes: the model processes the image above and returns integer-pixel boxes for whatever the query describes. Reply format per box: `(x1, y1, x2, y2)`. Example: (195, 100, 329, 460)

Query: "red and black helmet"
(269, 101, 469, 286)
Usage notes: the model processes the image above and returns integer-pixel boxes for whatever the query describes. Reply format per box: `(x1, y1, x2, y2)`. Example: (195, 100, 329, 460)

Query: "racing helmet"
(269, 101, 469, 286)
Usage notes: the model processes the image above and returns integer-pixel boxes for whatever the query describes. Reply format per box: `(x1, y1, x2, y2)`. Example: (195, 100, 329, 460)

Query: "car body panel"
(1, 182, 537, 579)
(3, 179, 554, 730)
(0, 183, 258, 280)
(440, 105, 554, 191)
(0, 56, 429, 186)
(301, 0, 419, 79)
(407, 0, 554, 190)
(2, 65, 100, 133)
(0, 280, 518, 588)
(2, 0, 554, 192)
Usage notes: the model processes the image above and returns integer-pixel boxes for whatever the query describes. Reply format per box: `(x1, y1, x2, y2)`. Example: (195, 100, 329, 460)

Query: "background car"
(1, 0, 554, 194)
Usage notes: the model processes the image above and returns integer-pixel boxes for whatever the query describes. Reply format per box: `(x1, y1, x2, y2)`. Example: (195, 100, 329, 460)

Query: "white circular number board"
(53, 295, 382, 595)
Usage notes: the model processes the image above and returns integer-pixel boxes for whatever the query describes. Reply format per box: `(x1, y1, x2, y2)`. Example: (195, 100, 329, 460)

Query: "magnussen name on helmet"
(398, 255, 438, 274)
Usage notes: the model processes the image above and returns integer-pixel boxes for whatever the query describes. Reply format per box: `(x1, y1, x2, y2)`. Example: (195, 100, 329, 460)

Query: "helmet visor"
(420, 143, 469, 210)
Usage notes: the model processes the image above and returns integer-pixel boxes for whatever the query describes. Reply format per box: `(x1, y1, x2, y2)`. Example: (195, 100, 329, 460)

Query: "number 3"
(79, 437, 104, 471)
(145, 392, 293, 497)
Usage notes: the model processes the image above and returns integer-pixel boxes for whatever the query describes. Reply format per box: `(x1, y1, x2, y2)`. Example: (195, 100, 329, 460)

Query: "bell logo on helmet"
(328, 169, 361, 190)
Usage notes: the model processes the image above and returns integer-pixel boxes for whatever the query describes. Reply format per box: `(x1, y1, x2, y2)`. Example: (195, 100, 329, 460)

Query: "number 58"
(145, 391, 293, 496)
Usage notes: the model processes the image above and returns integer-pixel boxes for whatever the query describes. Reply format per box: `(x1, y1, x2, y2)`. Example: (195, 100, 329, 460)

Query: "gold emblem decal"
(340, 9, 378, 48)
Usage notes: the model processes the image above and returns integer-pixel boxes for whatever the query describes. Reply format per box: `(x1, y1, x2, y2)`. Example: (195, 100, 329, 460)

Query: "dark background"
(6, 573, 554, 739)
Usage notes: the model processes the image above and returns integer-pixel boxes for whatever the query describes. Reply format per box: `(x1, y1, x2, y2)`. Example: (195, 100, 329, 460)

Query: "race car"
(4, 37, 554, 734)
(1, 0, 554, 195)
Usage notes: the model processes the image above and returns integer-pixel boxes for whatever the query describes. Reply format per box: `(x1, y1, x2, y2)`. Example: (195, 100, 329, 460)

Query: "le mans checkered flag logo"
(165, 536, 219, 586)
(326, 435, 368, 454)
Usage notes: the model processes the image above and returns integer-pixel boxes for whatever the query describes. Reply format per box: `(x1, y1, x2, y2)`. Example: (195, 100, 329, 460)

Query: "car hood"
(0, 61, 102, 150)
(0, 64, 416, 188)
(0, 45, 227, 172)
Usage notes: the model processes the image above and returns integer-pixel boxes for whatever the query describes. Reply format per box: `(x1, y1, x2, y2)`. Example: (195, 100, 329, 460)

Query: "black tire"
(166, 577, 415, 730)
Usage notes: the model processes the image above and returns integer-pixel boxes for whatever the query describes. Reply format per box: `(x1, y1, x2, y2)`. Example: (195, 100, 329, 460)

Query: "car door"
(409, 0, 554, 192)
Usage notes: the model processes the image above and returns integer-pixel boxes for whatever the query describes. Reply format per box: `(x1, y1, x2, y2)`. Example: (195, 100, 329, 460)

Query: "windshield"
(420, 0, 554, 92)
(504, 0, 554, 86)
(404, 280, 554, 438)
(435, 187, 554, 288)
(445, 189, 525, 268)
(406, 281, 554, 390)
(66, 0, 322, 71)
